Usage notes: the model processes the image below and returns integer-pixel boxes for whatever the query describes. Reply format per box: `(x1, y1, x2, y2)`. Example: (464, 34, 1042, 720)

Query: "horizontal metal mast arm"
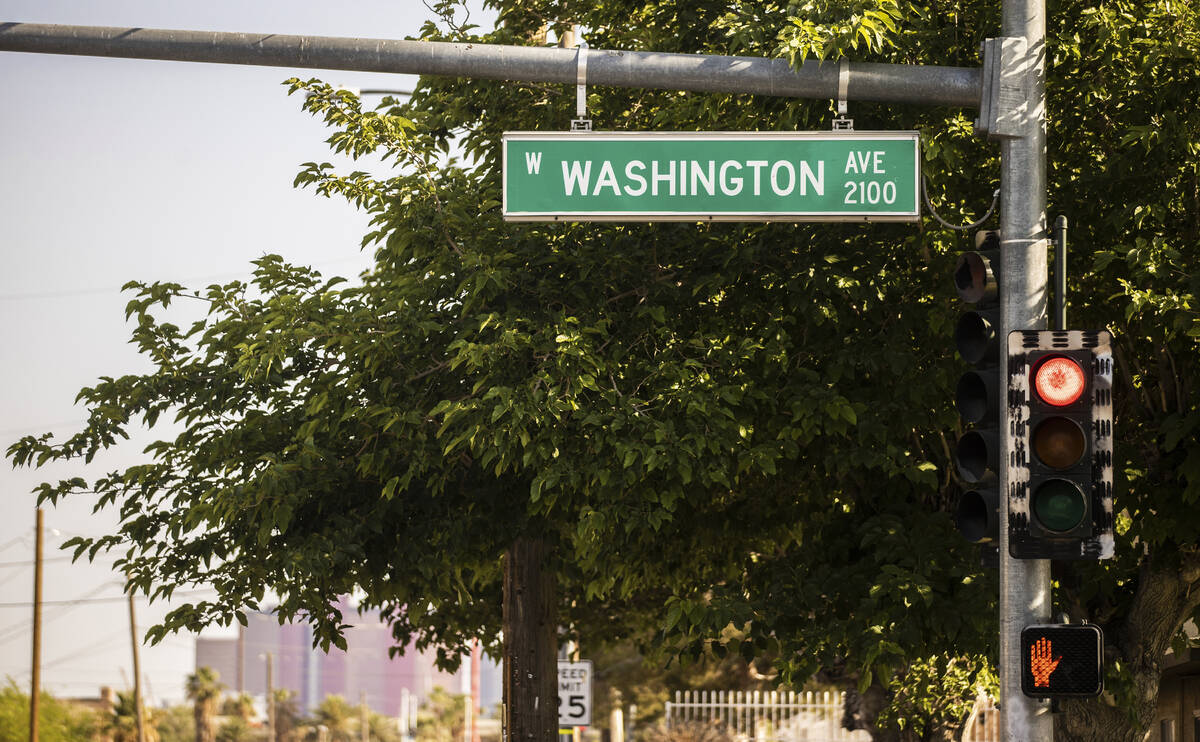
(0, 22, 981, 108)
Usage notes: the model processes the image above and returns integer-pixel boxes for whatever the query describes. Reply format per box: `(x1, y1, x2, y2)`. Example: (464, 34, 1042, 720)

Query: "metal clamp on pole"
(832, 57, 853, 130)
(571, 42, 592, 131)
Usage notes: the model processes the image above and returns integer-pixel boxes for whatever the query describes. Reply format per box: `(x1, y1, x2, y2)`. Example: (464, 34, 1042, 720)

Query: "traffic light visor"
(956, 430, 997, 483)
(956, 488, 998, 543)
(954, 252, 997, 304)
(955, 312, 996, 365)
(1034, 356, 1086, 406)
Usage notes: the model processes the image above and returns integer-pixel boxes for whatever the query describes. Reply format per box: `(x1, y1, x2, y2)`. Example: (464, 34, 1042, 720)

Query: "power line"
(0, 255, 370, 302)
(0, 579, 121, 645)
(0, 586, 217, 609)
(0, 555, 79, 568)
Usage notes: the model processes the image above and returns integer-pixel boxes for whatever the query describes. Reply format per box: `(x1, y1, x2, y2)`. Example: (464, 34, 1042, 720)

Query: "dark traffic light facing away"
(1020, 624, 1104, 698)
(954, 231, 1001, 544)
(1007, 330, 1115, 560)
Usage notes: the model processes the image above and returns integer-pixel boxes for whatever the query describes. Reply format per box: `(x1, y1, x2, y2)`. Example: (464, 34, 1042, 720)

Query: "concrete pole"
(998, 0, 1051, 736)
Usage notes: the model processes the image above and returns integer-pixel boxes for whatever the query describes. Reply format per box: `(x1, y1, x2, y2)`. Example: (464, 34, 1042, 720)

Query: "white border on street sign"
(502, 130, 921, 222)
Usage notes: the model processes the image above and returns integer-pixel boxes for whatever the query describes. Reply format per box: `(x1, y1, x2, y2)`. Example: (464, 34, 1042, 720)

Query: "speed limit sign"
(557, 660, 593, 727)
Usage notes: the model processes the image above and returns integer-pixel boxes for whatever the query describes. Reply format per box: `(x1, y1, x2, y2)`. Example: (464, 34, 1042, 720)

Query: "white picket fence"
(664, 690, 999, 742)
(665, 690, 868, 742)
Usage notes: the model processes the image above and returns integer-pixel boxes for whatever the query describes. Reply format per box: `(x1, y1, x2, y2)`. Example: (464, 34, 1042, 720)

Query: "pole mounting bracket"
(975, 37, 1029, 139)
(571, 42, 593, 131)
(832, 57, 854, 130)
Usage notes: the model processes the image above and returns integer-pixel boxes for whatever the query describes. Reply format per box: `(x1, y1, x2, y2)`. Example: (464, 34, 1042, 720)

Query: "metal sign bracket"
(832, 58, 854, 130)
(570, 42, 593, 132)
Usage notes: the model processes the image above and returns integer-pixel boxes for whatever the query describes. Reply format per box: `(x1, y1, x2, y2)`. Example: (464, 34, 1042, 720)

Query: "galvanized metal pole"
(1054, 216, 1068, 331)
(998, 0, 1051, 735)
(0, 23, 980, 108)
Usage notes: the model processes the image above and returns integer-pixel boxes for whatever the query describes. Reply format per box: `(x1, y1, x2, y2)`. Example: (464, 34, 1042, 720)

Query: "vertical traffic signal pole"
(998, 0, 1051, 735)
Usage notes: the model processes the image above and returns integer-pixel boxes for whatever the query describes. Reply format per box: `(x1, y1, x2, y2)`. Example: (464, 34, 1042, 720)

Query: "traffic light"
(953, 231, 1001, 544)
(1007, 330, 1115, 560)
(1020, 623, 1104, 698)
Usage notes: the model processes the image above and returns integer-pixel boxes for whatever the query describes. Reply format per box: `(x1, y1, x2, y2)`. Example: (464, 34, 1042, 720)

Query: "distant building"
(194, 598, 501, 718)
(194, 636, 239, 690)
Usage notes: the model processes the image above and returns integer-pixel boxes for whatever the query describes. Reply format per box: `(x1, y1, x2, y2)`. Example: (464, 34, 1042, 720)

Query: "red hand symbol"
(1030, 637, 1061, 687)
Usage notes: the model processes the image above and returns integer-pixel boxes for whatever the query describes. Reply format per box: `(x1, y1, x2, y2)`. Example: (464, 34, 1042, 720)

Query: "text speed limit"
(557, 660, 593, 727)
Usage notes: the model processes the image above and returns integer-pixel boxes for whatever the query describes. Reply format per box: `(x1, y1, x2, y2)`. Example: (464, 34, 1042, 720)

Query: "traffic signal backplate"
(1007, 330, 1115, 560)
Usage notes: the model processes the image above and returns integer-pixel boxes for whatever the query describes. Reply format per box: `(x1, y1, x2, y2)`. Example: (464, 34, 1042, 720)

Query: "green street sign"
(502, 131, 920, 222)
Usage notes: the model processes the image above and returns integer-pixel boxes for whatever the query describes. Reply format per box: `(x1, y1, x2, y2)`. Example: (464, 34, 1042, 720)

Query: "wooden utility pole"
(266, 653, 275, 742)
(503, 537, 558, 742)
(360, 691, 369, 742)
(128, 579, 147, 742)
(29, 508, 43, 742)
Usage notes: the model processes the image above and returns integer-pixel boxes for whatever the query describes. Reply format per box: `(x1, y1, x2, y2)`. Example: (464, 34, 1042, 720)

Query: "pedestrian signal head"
(1020, 624, 1103, 698)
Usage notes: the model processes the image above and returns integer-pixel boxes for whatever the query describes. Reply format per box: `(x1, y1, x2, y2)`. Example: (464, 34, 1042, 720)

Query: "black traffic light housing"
(1007, 330, 1115, 560)
(1020, 623, 1104, 698)
(953, 231, 1001, 544)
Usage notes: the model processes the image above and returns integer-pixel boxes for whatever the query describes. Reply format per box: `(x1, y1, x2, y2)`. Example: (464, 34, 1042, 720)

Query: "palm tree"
(185, 666, 225, 742)
(271, 688, 301, 742)
(312, 695, 356, 742)
(220, 693, 255, 724)
(106, 690, 161, 742)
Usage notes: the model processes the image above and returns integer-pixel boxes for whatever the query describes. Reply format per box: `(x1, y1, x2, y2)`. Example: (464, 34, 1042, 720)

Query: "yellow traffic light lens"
(1034, 356, 1086, 406)
(1032, 479, 1087, 532)
(1032, 416, 1086, 469)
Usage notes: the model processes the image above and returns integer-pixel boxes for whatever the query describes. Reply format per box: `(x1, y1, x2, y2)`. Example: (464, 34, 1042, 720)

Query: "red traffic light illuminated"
(1021, 624, 1103, 698)
(1033, 356, 1086, 406)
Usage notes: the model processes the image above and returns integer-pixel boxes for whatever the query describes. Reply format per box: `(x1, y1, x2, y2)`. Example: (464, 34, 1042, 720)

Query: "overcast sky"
(1, 0, 496, 706)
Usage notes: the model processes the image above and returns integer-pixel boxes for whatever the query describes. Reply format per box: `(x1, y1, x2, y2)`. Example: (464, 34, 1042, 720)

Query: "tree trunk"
(1058, 550, 1200, 742)
(504, 537, 558, 742)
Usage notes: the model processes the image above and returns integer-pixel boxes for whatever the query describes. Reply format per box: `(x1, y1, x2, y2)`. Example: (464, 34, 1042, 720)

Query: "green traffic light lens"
(1032, 479, 1087, 532)
(1033, 416, 1086, 469)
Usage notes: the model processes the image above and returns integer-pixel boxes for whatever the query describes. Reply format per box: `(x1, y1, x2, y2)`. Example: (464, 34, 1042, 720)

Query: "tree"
(367, 710, 404, 742)
(311, 696, 356, 742)
(106, 690, 162, 742)
(186, 667, 224, 742)
(215, 716, 255, 742)
(0, 680, 97, 742)
(415, 687, 467, 742)
(220, 693, 254, 725)
(270, 688, 301, 742)
(155, 704, 197, 742)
